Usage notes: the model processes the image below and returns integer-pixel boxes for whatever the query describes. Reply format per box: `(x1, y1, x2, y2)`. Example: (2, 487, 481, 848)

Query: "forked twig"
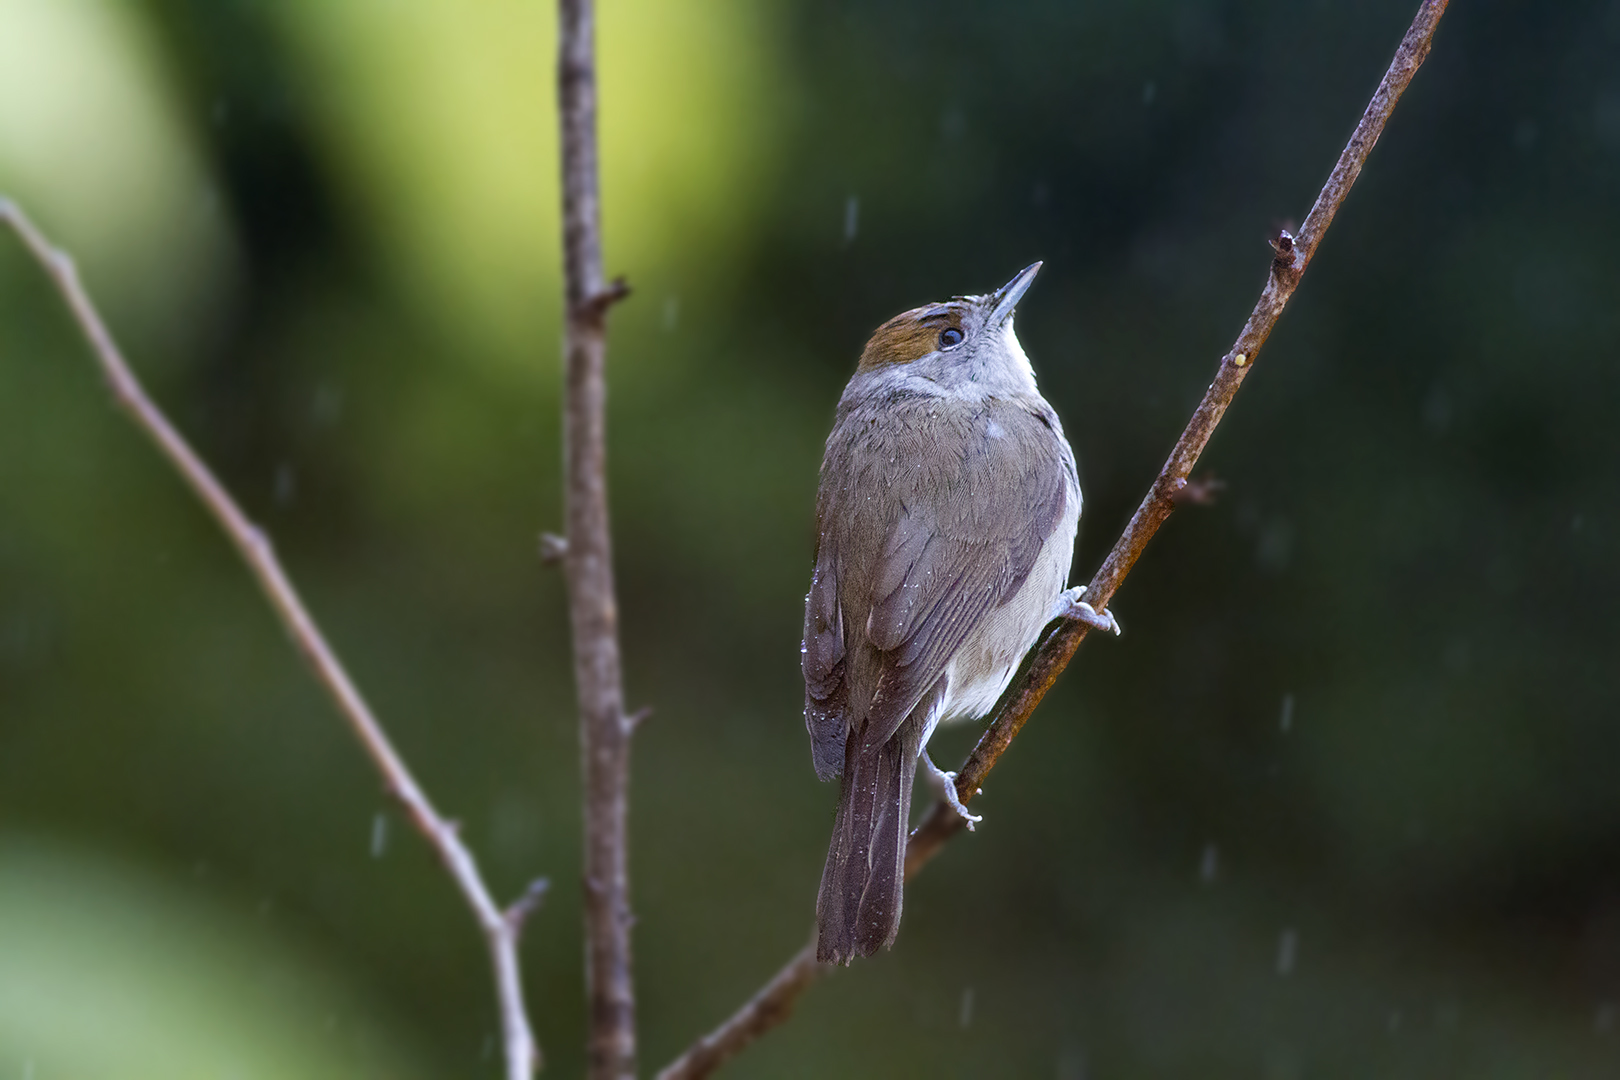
(0, 199, 544, 1080)
(656, 2, 1451, 1076)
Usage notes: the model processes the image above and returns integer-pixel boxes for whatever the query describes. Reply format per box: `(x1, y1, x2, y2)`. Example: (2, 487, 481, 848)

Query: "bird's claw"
(922, 751, 981, 830)
(1053, 585, 1122, 636)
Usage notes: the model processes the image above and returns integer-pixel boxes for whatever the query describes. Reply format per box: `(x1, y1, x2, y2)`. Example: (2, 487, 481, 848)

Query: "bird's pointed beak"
(986, 261, 1042, 327)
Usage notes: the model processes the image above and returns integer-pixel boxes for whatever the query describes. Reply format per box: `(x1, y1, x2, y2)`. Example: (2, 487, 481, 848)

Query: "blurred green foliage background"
(2, 0, 1618, 1076)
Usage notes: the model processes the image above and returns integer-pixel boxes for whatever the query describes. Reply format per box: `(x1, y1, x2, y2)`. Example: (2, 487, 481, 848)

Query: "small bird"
(802, 263, 1118, 965)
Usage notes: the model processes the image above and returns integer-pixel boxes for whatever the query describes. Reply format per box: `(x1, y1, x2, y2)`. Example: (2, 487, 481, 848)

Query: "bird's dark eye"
(938, 327, 964, 348)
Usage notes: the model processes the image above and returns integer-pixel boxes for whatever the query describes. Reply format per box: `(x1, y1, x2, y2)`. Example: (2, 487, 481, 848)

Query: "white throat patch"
(1000, 318, 1040, 393)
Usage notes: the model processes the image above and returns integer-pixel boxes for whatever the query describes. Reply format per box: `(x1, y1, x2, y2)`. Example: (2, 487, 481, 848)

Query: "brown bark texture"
(557, 0, 637, 1077)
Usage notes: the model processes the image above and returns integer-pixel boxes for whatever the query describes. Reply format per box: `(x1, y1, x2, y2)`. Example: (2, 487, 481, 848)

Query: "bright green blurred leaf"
(0, 834, 428, 1080)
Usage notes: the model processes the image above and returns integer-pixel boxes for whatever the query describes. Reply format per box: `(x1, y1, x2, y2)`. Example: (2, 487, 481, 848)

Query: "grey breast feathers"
(802, 389, 1076, 780)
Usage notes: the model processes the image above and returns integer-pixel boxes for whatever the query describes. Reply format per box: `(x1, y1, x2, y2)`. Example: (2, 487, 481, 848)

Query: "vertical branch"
(556, 1, 636, 1078)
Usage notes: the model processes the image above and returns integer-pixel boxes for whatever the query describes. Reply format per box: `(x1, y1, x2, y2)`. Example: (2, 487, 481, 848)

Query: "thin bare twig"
(657, 1, 1450, 1075)
(0, 199, 544, 1080)
(556, 0, 638, 1078)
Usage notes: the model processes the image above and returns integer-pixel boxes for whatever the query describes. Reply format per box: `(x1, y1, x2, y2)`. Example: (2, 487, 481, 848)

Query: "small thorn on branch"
(505, 877, 552, 934)
(581, 277, 631, 319)
(622, 706, 652, 735)
(1172, 472, 1228, 507)
(539, 532, 569, 564)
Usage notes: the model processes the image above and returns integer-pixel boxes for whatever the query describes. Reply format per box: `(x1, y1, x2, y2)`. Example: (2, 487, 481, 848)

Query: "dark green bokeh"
(3, 1, 1618, 1076)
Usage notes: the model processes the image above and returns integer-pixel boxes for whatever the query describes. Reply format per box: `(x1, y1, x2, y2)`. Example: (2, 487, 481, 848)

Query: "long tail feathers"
(815, 722, 923, 964)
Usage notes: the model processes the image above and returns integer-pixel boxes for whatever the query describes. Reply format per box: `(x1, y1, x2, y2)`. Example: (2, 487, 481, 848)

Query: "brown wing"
(802, 391, 1074, 773)
(803, 542, 848, 781)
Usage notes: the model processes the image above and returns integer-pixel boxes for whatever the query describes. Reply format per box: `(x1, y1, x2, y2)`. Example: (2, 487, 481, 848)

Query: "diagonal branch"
(656, 1, 1451, 1076)
(556, 1, 639, 1078)
(0, 199, 545, 1080)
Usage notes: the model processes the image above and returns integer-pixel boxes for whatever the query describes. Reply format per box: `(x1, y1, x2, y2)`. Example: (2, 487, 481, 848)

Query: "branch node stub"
(622, 705, 653, 735)
(1268, 228, 1305, 275)
(539, 532, 569, 564)
(1171, 472, 1228, 507)
(505, 877, 552, 933)
(581, 276, 632, 319)
(1159, 476, 1189, 504)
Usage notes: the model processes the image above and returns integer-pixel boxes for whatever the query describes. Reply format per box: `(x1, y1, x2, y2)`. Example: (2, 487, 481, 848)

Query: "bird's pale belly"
(919, 519, 1075, 746)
